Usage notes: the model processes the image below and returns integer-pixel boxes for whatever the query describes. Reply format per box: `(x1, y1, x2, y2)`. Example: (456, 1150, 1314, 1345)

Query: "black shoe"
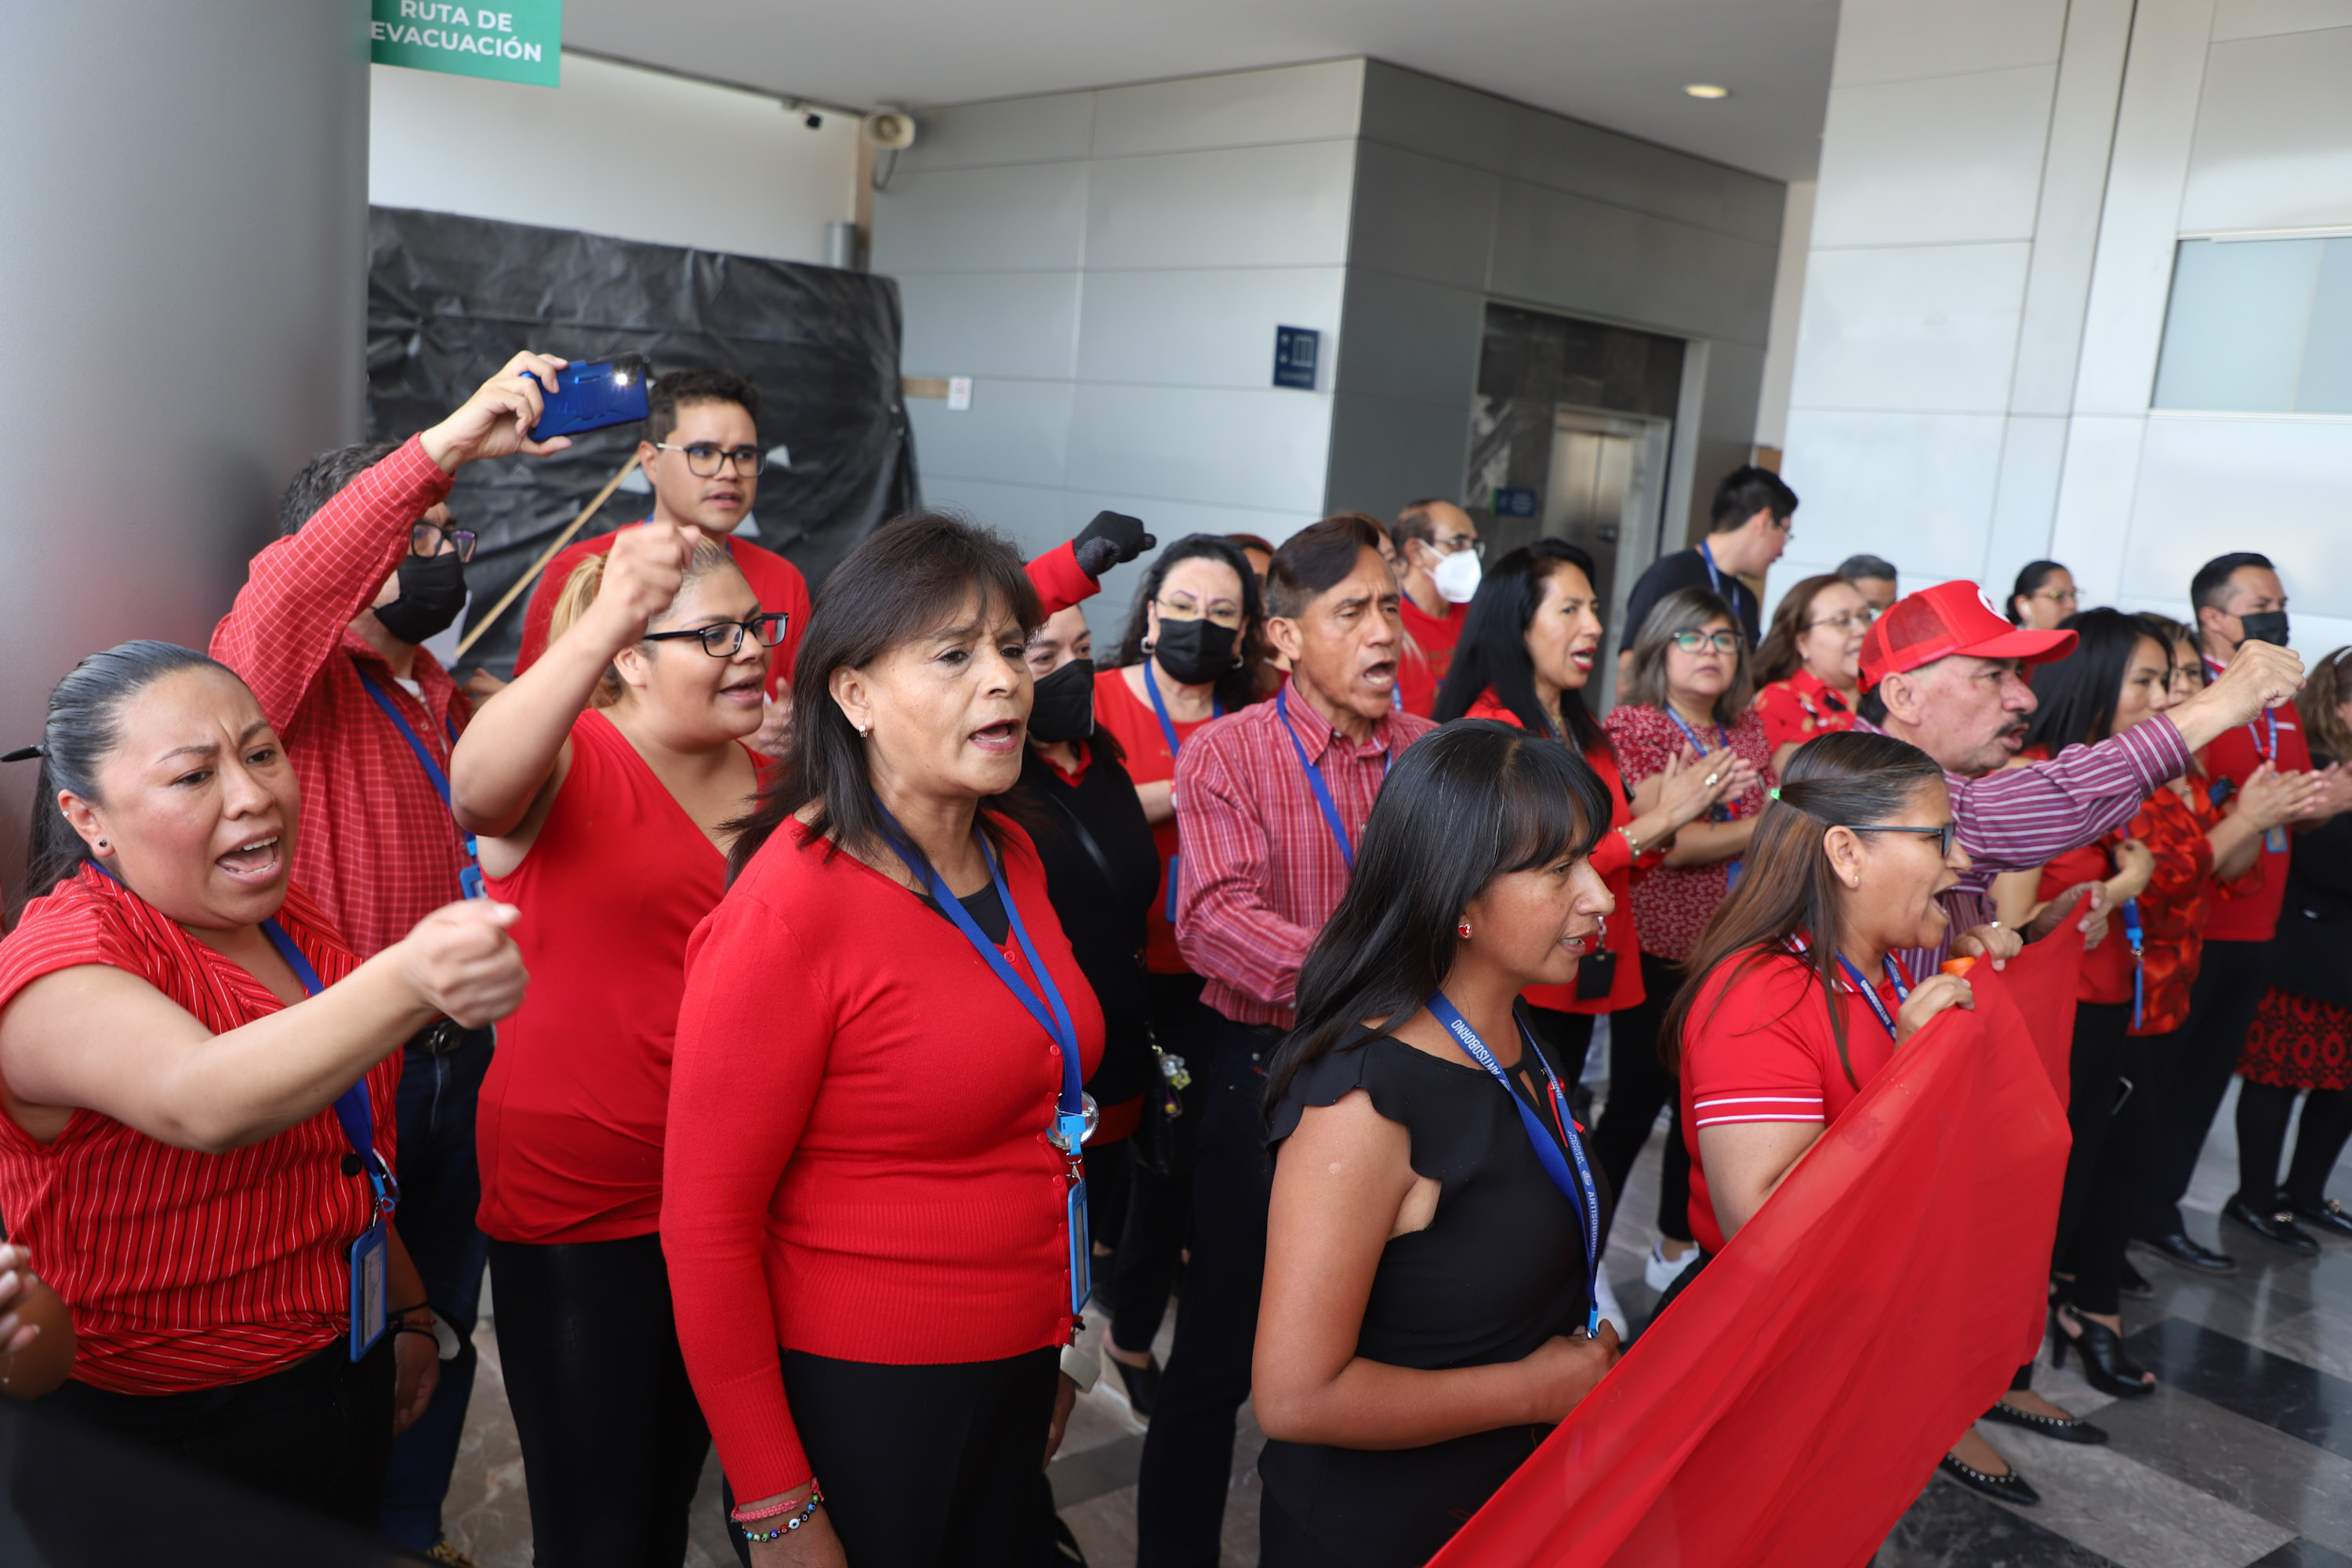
(1940, 1452, 2042, 1506)
(1107, 1353, 1161, 1420)
(2291, 1197, 2352, 1240)
(2117, 1258, 2155, 1299)
(2223, 1196, 2321, 1257)
(2049, 1307, 2156, 1399)
(2136, 1230, 2239, 1274)
(1984, 1399, 2109, 1445)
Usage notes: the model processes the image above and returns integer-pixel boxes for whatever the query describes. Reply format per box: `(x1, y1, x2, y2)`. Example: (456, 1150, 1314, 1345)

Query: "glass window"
(2153, 235, 2352, 415)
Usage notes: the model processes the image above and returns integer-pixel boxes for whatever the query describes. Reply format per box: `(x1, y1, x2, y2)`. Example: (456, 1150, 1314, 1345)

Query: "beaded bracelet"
(737, 1483, 823, 1541)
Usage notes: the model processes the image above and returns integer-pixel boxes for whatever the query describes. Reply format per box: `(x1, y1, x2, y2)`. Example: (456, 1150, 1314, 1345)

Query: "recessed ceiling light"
(1683, 83, 1731, 100)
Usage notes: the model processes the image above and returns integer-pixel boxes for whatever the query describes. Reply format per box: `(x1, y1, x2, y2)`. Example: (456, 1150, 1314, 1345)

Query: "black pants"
(2137, 938, 2269, 1240)
(2234, 1080, 2352, 1209)
(490, 1233, 711, 1568)
(2063, 1027, 2168, 1316)
(723, 1347, 1060, 1568)
(1261, 1492, 1355, 1568)
(1136, 1014, 1278, 1568)
(2014, 1002, 2129, 1390)
(1589, 952, 1693, 1247)
(1111, 974, 1218, 1357)
(42, 1335, 394, 1529)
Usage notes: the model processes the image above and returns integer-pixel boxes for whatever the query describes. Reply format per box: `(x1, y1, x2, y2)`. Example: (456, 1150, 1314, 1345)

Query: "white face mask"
(1432, 547, 1483, 604)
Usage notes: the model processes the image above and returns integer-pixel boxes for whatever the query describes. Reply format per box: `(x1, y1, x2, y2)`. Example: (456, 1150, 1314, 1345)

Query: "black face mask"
(1151, 617, 1240, 686)
(1029, 658, 1096, 744)
(2238, 609, 2290, 648)
(372, 552, 469, 645)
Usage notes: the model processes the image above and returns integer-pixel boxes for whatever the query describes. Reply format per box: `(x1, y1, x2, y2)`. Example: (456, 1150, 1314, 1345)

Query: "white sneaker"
(1644, 1240, 1699, 1294)
(1591, 1265, 1631, 1341)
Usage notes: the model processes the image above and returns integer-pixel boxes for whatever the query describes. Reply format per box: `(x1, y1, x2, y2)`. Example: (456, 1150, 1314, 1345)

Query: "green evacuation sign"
(371, 1, 561, 88)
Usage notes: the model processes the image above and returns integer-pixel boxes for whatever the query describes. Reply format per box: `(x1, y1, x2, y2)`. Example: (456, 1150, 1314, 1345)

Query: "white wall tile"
(906, 377, 1074, 489)
(1831, 0, 2068, 85)
(1984, 414, 2070, 581)
(892, 93, 1094, 173)
(1066, 384, 1332, 514)
(1330, 270, 1483, 407)
(1812, 66, 2060, 248)
(1780, 409, 2007, 581)
(1489, 182, 1779, 346)
(2127, 416, 2352, 619)
(1348, 142, 1499, 291)
(898, 270, 1080, 381)
(2180, 28, 2352, 233)
(873, 161, 1090, 274)
(1089, 61, 1363, 158)
(1755, 180, 1817, 449)
(1081, 141, 1358, 270)
(1076, 267, 1346, 390)
(1790, 243, 2031, 413)
(2049, 413, 2147, 605)
(2210, 0, 2352, 42)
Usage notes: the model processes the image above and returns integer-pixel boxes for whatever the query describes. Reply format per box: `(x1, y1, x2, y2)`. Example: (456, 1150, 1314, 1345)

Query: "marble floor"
(439, 1065, 2352, 1568)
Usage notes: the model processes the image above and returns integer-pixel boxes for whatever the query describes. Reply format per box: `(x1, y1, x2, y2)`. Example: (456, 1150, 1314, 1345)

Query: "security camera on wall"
(863, 109, 917, 151)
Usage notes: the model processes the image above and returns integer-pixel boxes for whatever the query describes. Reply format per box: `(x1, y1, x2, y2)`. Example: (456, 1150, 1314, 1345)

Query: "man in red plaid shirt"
(212, 351, 572, 1565)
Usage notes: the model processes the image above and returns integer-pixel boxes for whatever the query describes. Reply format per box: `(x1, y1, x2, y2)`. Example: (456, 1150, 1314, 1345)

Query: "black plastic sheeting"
(366, 206, 918, 675)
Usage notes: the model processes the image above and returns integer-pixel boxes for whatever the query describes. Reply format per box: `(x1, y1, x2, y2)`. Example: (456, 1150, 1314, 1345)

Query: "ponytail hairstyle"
(1432, 539, 1612, 760)
(1264, 720, 1613, 1120)
(546, 534, 742, 708)
(726, 510, 1043, 880)
(2020, 607, 2158, 753)
(2008, 559, 2068, 625)
(5, 641, 238, 914)
(1660, 731, 1945, 1089)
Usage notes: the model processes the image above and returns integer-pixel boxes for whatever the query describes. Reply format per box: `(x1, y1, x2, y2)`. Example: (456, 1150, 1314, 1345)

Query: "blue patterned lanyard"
(1664, 706, 1740, 884)
(1700, 539, 1744, 622)
(2122, 898, 2144, 1030)
(1276, 684, 1385, 870)
(1833, 953, 1914, 1042)
(352, 667, 484, 899)
(1142, 662, 1222, 923)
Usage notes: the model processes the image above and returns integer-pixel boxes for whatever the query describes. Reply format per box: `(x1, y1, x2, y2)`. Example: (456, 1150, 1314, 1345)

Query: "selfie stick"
(454, 452, 643, 659)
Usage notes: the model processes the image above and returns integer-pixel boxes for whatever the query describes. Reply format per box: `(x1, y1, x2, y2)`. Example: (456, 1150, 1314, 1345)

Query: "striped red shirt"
(0, 868, 392, 1394)
(210, 436, 472, 960)
(1171, 686, 1435, 1027)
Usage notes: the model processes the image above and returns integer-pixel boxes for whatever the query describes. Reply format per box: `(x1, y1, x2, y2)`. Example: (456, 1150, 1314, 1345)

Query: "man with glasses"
(1389, 498, 1482, 715)
(1837, 554, 1900, 620)
(514, 367, 812, 746)
(211, 353, 574, 1567)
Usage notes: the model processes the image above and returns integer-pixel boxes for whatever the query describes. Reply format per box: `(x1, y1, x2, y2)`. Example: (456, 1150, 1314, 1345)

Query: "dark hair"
(279, 441, 401, 536)
(1837, 554, 1896, 584)
(1109, 535, 1267, 713)
(2190, 552, 2275, 616)
(1433, 540, 1610, 758)
(1661, 732, 1946, 1087)
(726, 511, 1042, 878)
(1622, 587, 1752, 725)
(1266, 514, 1387, 620)
(2006, 560, 2069, 624)
(1753, 572, 1857, 685)
(1265, 721, 1613, 1117)
(2299, 646, 2352, 764)
(1225, 532, 1276, 558)
(9, 641, 241, 910)
(2020, 608, 2165, 753)
(1390, 499, 1456, 549)
(648, 366, 760, 448)
(1709, 466, 1798, 533)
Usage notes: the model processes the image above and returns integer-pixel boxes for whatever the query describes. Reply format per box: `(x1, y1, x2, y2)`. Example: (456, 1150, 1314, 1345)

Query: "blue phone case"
(528, 359, 652, 441)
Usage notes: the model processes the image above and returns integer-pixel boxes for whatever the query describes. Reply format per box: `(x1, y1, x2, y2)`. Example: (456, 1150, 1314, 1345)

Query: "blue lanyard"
(874, 804, 1090, 1153)
(256, 918, 397, 1217)
(1143, 662, 1223, 924)
(1426, 993, 1603, 1338)
(1699, 540, 1744, 619)
(2203, 657, 2278, 760)
(1833, 953, 1913, 1042)
(352, 667, 484, 899)
(2122, 898, 2145, 1030)
(1276, 684, 1385, 870)
(1663, 706, 1730, 759)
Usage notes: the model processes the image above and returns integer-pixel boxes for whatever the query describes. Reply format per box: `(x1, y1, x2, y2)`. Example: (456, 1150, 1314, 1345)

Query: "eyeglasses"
(1804, 610, 1877, 633)
(2034, 588, 2080, 605)
(1843, 822, 1959, 858)
(641, 613, 789, 657)
(1156, 595, 1246, 630)
(654, 442, 768, 477)
(410, 521, 478, 562)
(1668, 630, 1743, 654)
(1428, 535, 1484, 559)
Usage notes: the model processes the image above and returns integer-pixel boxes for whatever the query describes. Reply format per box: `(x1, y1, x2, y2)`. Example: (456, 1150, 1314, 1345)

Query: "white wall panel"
(1780, 410, 2007, 580)
(2048, 414, 2147, 605)
(1831, 0, 2067, 85)
(1791, 242, 2031, 413)
(1323, 391, 1473, 518)
(2179, 28, 2352, 234)
(2128, 416, 2352, 622)
(1066, 385, 1333, 514)
(1082, 142, 1358, 270)
(873, 160, 1091, 274)
(1330, 271, 1483, 407)
(1348, 142, 1501, 291)
(1075, 268, 1348, 390)
(1811, 67, 2059, 248)
(1090, 61, 1363, 158)
(1489, 184, 1778, 346)
(892, 93, 1094, 173)
(1984, 414, 2071, 579)
(897, 270, 1081, 381)
(2210, 0, 2352, 42)
(906, 378, 1076, 488)
(916, 476, 1082, 560)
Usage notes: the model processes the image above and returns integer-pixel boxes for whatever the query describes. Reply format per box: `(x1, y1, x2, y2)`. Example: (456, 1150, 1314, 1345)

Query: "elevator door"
(1544, 407, 1671, 709)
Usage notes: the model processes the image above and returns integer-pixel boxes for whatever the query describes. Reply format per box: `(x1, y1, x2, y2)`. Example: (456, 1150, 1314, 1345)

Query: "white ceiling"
(565, 0, 1842, 183)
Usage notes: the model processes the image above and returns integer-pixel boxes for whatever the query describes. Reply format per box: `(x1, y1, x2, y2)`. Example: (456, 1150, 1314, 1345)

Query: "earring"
(96, 838, 107, 849)
(856, 722, 871, 738)
(1457, 921, 1472, 939)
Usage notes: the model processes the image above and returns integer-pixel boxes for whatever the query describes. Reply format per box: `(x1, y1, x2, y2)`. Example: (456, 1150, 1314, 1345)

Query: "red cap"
(1858, 579, 2077, 691)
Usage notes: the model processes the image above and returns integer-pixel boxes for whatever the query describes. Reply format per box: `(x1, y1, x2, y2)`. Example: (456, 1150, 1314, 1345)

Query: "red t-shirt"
(1604, 703, 1777, 960)
(516, 525, 813, 701)
(1751, 670, 1860, 757)
(0, 869, 390, 1394)
(1679, 945, 1907, 1255)
(1399, 597, 1461, 688)
(2034, 844, 2134, 1007)
(477, 710, 758, 1243)
(2198, 679, 2311, 942)
(1094, 665, 1222, 975)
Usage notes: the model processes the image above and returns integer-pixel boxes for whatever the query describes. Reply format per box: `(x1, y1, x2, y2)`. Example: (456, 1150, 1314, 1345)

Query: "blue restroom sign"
(1273, 326, 1319, 390)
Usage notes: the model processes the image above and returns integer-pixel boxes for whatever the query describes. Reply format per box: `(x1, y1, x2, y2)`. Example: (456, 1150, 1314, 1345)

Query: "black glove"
(1073, 510, 1155, 579)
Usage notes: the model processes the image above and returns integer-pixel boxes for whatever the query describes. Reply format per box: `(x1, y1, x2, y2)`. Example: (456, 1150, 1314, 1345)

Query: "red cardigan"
(663, 816, 1105, 1499)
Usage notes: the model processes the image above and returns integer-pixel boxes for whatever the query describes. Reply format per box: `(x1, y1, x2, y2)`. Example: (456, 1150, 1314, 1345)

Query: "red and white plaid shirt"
(1172, 687, 1435, 1027)
(211, 437, 472, 960)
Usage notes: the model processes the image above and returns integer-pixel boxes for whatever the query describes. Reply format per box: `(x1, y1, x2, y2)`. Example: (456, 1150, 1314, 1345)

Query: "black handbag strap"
(1042, 784, 1122, 894)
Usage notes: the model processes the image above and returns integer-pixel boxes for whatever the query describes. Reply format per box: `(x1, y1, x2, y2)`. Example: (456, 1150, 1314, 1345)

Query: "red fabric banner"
(1430, 934, 2082, 1568)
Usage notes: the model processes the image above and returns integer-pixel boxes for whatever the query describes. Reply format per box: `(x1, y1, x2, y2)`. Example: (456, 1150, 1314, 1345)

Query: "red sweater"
(663, 817, 1105, 1498)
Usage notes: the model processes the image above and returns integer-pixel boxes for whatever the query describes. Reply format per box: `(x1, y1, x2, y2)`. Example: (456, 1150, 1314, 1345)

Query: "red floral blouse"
(1604, 702, 1777, 961)
(1752, 670, 1862, 757)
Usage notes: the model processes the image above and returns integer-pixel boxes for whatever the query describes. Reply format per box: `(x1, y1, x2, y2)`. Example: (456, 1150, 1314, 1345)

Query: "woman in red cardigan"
(664, 513, 1105, 1568)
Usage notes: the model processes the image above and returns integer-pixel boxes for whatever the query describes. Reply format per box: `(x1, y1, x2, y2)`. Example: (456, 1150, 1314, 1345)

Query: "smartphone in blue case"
(528, 357, 652, 441)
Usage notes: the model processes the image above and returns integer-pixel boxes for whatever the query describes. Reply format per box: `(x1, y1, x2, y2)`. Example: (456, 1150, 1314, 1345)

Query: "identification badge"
(1066, 1177, 1093, 1314)
(349, 1218, 387, 1360)
(2266, 826, 2288, 854)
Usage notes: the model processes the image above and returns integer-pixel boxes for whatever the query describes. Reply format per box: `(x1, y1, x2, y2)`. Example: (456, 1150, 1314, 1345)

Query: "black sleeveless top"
(1258, 1022, 1599, 1567)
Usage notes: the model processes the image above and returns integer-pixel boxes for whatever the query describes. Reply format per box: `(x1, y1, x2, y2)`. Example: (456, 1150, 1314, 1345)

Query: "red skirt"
(2239, 986, 2352, 1092)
